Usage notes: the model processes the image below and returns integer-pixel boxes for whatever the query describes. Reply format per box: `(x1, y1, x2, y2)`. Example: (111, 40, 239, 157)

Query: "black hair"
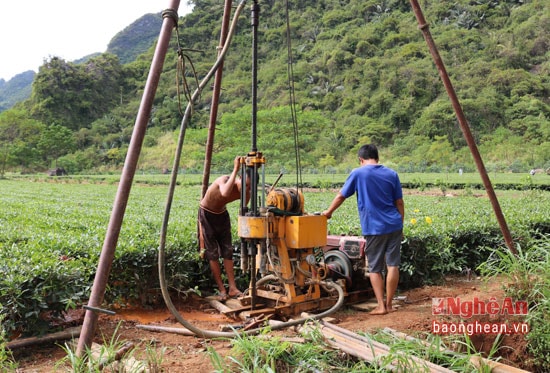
(244, 167, 259, 185)
(358, 144, 379, 161)
(246, 167, 256, 179)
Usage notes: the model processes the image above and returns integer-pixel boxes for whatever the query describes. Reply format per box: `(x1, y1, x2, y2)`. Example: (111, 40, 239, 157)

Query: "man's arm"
(322, 192, 346, 219)
(395, 198, 405, 224)
(219, 156, 242, 198)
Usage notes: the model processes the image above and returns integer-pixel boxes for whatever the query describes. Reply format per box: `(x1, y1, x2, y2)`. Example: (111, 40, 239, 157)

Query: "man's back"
(201, 175, 241, 213)
(342, 164, 403, 235)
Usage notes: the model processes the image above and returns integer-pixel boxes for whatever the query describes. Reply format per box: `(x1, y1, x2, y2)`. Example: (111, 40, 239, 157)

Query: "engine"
(322, 235, 371, 293)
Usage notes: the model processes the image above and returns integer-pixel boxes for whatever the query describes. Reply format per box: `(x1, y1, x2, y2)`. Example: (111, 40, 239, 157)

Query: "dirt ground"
(11, 274, 535, 373)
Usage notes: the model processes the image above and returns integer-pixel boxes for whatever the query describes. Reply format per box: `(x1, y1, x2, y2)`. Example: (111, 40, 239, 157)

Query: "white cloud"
(0, 1, 193, 81)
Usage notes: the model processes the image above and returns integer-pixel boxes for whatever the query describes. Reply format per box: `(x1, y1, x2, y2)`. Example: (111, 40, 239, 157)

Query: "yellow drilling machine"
(235, 152, 372, 319)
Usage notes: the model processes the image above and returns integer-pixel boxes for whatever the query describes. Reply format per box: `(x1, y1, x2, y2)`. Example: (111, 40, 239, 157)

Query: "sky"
(0, 1, 193, 81)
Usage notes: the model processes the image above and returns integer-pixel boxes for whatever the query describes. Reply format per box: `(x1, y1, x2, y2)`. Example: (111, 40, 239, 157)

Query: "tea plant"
(1, 178, 549, 338)
(0, 311, 18, 372)
(0, 179, 203, 335)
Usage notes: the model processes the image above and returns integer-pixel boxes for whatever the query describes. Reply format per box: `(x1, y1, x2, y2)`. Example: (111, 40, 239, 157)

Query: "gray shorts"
(365, 230, 402, 273)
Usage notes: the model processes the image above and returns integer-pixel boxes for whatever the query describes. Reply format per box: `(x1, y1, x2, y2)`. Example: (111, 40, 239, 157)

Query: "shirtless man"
(198, 156, 249, 300)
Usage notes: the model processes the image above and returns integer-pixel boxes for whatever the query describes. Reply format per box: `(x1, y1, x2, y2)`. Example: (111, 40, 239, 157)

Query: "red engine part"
(322, 235, 370, 292)
(323, 235, 366, 259)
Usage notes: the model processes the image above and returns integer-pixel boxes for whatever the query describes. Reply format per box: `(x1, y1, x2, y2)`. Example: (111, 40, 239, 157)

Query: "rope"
(171, 17, 203, 117)
(162, 8, 179, 24)
(176, 48, 201, 116)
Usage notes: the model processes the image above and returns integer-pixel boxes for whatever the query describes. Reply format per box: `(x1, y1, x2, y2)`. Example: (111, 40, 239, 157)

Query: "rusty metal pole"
(201, 0, 234, 197)
(76, 0, 181, 356)
(409, 0, 516, 254)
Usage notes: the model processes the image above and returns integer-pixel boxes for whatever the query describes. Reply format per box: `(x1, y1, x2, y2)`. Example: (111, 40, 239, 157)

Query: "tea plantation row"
(0, 178, 548, 338)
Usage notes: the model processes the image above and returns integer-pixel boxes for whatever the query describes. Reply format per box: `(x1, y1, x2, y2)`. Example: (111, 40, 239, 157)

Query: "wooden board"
(239, 308, 276, 319)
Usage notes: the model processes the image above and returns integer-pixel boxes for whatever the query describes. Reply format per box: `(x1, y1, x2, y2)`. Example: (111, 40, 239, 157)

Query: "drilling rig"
(214, 0, 374, 319)
(234, 152, 373, 318)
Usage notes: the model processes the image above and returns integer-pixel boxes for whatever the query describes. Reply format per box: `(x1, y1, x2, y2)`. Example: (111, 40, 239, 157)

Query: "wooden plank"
(300, 323, 393, 369)
(208, 298, 242, 319)
(307, 320, 455, 373)
(136, 324, 195, 336)
(222, 298, 266, 314)
(6, 326, 81, 350)
(225, 298, 246, 309)
(97, 341, 135, 370)
(239, 308, 276, 319)
(384, 328, 531, 373)
(110, 356, 147, 372)
(89, 341, 147, 372)
(470, 356, 532, 373)
(208, 299, 234, 313)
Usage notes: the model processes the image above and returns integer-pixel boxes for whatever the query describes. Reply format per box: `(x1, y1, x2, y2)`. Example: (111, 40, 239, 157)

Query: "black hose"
(157, 0, 345, 339)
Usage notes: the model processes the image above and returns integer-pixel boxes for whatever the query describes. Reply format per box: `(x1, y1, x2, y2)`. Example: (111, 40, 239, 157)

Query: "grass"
(478, 236, 550, 371)
(55, 322, 166, 372)
(209, 327, 371, 372)
(206, 324, 512, 372)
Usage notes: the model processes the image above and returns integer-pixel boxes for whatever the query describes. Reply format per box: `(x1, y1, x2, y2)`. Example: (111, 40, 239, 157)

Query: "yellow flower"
(414, 209, 420, 213)
(410, 218, 417, 225)
(425, 216, 433, 224)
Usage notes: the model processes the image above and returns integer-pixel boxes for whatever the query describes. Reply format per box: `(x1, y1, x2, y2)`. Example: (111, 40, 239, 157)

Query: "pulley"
(266, 188, 304, 214)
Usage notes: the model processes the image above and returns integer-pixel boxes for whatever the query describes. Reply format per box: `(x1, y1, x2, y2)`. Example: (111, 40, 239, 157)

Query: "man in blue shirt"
(323, 144, 405, 315)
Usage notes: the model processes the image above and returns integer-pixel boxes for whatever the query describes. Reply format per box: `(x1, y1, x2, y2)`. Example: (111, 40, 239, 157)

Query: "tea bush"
(0, 178, 549, 338)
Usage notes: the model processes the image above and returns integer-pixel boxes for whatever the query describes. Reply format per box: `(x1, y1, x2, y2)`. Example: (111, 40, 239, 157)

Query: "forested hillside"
(0, 71, 35, 112)
(107, 13, 164, 64)
(0, 0, 548, 176)
(0, 13, 163, 115)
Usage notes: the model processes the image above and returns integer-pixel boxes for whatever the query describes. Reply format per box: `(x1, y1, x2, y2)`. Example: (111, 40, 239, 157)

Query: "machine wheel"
(324, 250, 353, 284)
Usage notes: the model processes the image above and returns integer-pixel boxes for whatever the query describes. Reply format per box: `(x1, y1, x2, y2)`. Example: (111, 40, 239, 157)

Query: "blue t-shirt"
(340, 164, 403, 235)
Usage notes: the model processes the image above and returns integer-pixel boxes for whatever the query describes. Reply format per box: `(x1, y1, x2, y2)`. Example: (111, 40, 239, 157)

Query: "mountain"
(0, 70, 35, 111)
(106, 13, 163, 64)
(0, 13, 162, 113)
(2, 0, 549, 175)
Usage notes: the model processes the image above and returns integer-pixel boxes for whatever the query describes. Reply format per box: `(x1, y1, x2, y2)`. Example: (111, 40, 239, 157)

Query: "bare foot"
(369, 306, 388, 315)
(228, 289, 243, 298)
(386, 306, 398, 313)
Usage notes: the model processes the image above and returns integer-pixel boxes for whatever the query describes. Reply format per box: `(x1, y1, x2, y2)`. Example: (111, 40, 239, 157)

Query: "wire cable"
(284, 0, 302, 193)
